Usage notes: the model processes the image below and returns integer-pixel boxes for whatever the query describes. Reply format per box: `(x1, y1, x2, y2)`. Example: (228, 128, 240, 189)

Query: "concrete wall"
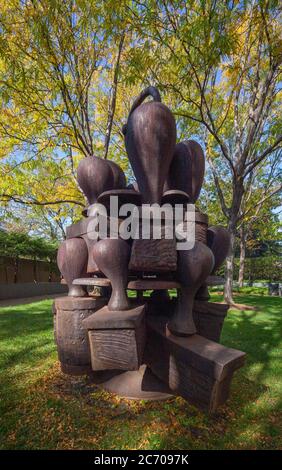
(0, 282, 68, 300)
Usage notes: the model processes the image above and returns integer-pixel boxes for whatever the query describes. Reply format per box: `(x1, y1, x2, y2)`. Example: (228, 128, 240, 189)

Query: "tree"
(124, 0, 282, 302)
(0, 1, 280, 302)
(0, 229, 57, 282)
(237, 203, 281, 287)
(0, 0, 130, 210)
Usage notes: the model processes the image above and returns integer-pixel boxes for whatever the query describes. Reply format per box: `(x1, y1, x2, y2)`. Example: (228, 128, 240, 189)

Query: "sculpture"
(54, 87, 245, 413)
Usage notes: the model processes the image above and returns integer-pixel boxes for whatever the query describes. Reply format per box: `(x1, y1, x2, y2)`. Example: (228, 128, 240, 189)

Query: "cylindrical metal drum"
(54, 296, 107, 375)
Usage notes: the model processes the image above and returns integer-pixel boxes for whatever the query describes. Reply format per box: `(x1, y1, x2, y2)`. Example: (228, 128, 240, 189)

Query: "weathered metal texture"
(195, 284, 210, 301)
(183, 209, 209, 245)
(192, 301, 229, 343)
(54, 296, 107, 375)
(54, 86, 246, 410)
(147, 297, 228, 343)
(161, 190, 190, 206)
(83, 304, 146, 371)
(129, 238, 177, 273)
(93, 238, 131, 311)
(81, 235, 99, 273)
(195, 273, 225, 302)
(97, 188, 142, 212)
(207, 225, 231, 273)
(145, 316, 246, 413)
(73, 277, 111, 287)
(66, 218, 90, 239)
(167, 242, 215, 336)
(73, 278, 181, 290)
(124, 87, 176, 204)
(107, 159, 127, 189)
(57, 238, 88, 297)
(88, 364, 173, 400)
(165, 140, 205, 203)
(77, 155, 114, 205)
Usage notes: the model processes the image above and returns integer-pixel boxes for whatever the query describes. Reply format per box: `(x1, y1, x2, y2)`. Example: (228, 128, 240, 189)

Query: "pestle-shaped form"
(123, 86, 176, 204)
(167, 242, 214, 336)
(165, 140, 205, 203)
(107, 160, 127, 189)
(77, 155, 114, 205)
(93, 238, 131, 311)
(207, 226, 231, 273)
(57, 238, 88, 297)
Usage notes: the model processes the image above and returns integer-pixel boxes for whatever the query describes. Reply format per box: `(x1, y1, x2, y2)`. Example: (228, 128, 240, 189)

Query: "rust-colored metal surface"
(129, 238, 177, 273)
(57, 238, 88, 297)
(84, 304, 146, 371)
(165, 140, 205, 203)
(207, 225, 231, 273)
(54, 296, 107, 374)
(77, 155, 114, 204)
(97, 188, 142, 211)
(93, 238, 131, 311)
(146, 315, 245, 413)
(89, 365, 173, 401)
(128, 279, 181, 290)
(124, 86, 176, 204)
(107, 159, 127, 189)
(73, 277, 111, 286)
(54, 86, 245, 413)
(167, 241, 215, 336)
(161, 189, 190, 206)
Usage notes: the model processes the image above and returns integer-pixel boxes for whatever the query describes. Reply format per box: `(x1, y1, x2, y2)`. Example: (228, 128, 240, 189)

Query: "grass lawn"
(0, 291, 281, 450)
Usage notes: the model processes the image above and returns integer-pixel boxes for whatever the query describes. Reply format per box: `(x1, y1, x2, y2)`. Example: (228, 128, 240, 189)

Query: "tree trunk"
(224, 228, 235, 304)
(224, 178, 244, 304)
(104, 33, 125, 159)
(238, 226, 246, 288)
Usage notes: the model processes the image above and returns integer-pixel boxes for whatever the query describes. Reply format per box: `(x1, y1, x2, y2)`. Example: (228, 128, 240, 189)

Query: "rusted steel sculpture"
(54, 86, 245, 413)
(123, 86, 176, 204)
(93, 238, 131, 311)
(165, 140, 205, 203)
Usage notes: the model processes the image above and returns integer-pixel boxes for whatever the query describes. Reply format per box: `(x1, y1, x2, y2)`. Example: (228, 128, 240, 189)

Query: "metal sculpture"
(54, 86, 245, 413)
(165, 140, 205, 203)
(123, 86, 176, 204)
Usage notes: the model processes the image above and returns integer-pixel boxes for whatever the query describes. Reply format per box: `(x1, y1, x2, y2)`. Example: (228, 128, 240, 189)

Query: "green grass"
(0, 292, 281, 450)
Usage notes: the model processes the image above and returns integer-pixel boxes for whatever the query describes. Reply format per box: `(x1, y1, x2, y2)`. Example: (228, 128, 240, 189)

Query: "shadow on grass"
(0, 295, 281, 450)
(0, 300, 56, 417)
(156, 294, 282, 449)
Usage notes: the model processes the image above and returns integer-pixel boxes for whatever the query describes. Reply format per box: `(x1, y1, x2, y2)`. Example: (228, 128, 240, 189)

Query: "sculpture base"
(89, 364, 173, 401)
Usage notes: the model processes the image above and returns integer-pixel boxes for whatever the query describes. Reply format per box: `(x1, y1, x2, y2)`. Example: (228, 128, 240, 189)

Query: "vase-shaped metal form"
(207, 226, 231, 273)
(107, 160, 127, 189)
(165, 140, 205, 203)
(57, 238, 88, 297)
(124, 87, 176, 204)
(93, 238, 131, 311)
(77, 155, 114, 205)
(167, 242, 214, 336)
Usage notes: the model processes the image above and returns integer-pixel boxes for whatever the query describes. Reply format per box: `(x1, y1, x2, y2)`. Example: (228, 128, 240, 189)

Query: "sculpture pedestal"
(53, 297, 245, 412)
(83, 304, 146, 371)
(89, 365, 173, 400)
(53, 296, 107, 375)
(145, 315, 246, 413)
